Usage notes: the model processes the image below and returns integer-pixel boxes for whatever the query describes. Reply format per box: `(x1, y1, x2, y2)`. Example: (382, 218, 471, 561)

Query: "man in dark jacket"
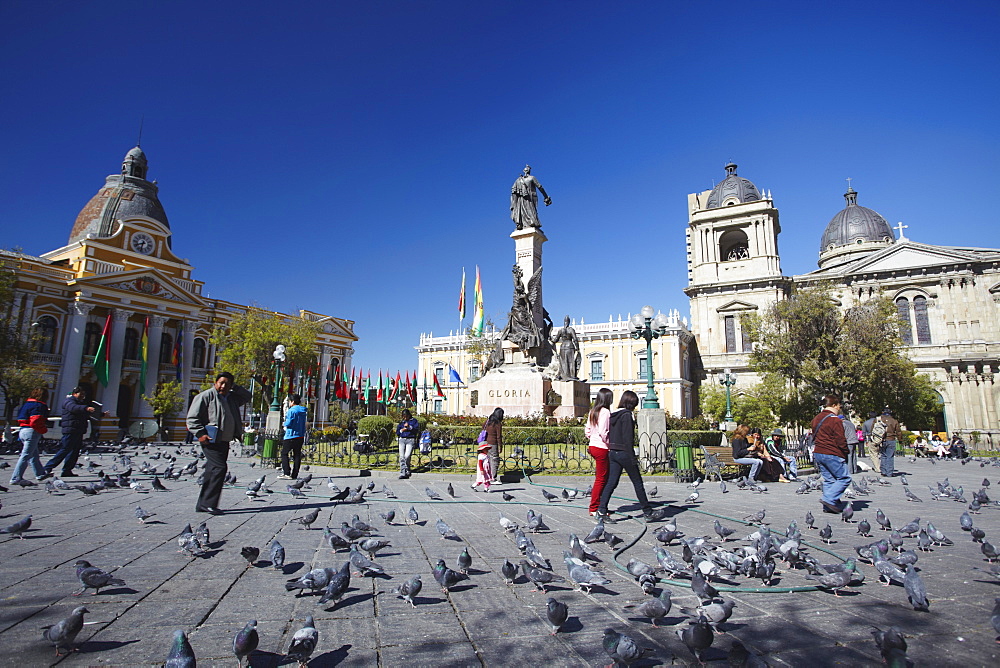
(44, 387, 99, 477)
(811, 394, 851, 514)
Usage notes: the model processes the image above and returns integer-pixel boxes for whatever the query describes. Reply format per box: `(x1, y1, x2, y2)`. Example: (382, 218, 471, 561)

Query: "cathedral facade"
(3, 146, 357, 432)
(685, 164, 999, 439)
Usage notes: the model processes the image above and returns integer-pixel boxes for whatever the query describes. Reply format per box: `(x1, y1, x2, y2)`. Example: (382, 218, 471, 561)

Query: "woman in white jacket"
(585, 388, 613, 517)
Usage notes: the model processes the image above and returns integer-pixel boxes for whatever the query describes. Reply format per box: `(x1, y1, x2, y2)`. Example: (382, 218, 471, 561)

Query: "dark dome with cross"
(705, 163, 761, 208)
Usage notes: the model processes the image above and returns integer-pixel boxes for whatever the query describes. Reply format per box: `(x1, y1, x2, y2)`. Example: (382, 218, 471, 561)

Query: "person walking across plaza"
(10, 388, 51, 484)
(873, 407, 901, 477)
(278, 393, 307, 480)
(186, 372, 251, 515)
(44, 387, 102, 478)
(585, 388, 613, 517)
(596, 390, 663, 522)
(811, 394, 851, 513)
(395, 409, 419, 479)
(840, 411, 860, 474)
(484, 408, 504, 485)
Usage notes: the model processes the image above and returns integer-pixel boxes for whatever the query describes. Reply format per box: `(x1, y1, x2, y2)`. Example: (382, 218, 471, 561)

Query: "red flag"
(433, 372, 445, 398)
(340, 366, 350, 400)
(376, 369, 384, 403)
(332, 364, 342, 401)
(404, 370, 411, 402)
(410, 370, 418, 402)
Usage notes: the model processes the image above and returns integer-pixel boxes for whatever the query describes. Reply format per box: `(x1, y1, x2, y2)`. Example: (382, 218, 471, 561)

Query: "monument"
(469, 166, 589, 418)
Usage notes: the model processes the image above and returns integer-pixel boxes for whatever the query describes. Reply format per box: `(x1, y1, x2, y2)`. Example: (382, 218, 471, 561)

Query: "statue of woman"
(551, 315, 581, 380)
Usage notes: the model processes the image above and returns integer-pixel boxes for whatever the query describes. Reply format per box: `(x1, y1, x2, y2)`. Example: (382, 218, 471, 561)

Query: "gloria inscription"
(488, 389, 531, 399)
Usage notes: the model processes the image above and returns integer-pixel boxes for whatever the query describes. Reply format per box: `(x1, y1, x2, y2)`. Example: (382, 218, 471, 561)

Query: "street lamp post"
(717, 368, 738, 423)
(629, 306, 670, 409)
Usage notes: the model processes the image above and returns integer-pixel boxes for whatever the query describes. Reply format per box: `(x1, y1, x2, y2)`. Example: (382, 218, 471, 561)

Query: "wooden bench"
(701, 445, 750, 480)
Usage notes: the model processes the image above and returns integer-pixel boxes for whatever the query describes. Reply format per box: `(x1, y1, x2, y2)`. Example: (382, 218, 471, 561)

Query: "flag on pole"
(93, 312, 112, 387)
(458, 267, 466, 319)
(410, 370, 418, 402)
(376, 369, 384, 403)
(341, 366, 350, 400)
(332, 364, 342, 400)
(172, 328, 182, 380)
(138, 316, 149, 395)
(448, 364, 463, 384)
(388, 372, 398, 402)
(433, 371, 445, 397)
(471, 265, 484, 336)
(404, 370, 411, 402)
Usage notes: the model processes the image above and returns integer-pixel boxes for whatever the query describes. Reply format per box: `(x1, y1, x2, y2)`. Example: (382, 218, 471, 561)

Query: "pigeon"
(407, 506, 419, 525)
(926, 522, 953, 546)
(605, 532, 624, 551)
(286, 616, 319, 668)
(648, 485, 659, 497)
(992, 598, 1000, 641)
(500, 558, 519, 584)
(917, 529, 933, 552)
(683, 598, 736, 629)
(241, 546, 260, 568)
(425, 487, 441, 500)
(904, 487, 923, 502)
(873, 550, 906, 586)
(626, 558, 656, 579)
(73, 560, 125, 595)
(623, 588, 672, 627)
(434, 558, 470, 591)
(805, 569, 853, 595)
(379, 509, 396, 525)
(498, 514, 519, 533)
(349, 544, 385, 577)
(904, 564, 929, 611)
(457, 547, 472, 574)
(340, 522, 366, 541)
(41, 606, 88, 656)
(434, 517, 459, 540)
(818, 524, 833, 544)
(876, 509, 891, 531)
(583, 522, 605, 544)
(744, 508, 766, 525)
(270, 540, 286, 570)
(390, 575, 422, 607)
(519, 559, 562, 592)
(152, 476, 169, 491)
(566, 555, 611, 592)
(233, 620, 259, 667)
(164, 629, 196, 667)
(317, 562, 352, 607)
(287, 486, 306, 499)
(691, 569, 718, 602)
(285, 568, 333, 595)
(719, 480, 728, 493)
(982, 540, 999, 562)
(546, 597, 568, 634)
(1, 515, 32, 539)
(971, 527, 987, 543)
(728, 640, 770, 667)
(526, 510, 549, 533)
(842, 504, 854, 523)
(541, 489, 559, 502)
(291, 508, 320, 530)
(329, 487, 351, 503)
(960, 511, 974, 531)
(135, 506, 155, 523)
(604, 628, 655, 667)
(714, 520, 736, 541)
(358, 538, 391, 560)
(447, 483, 455, 497)
(324, 528, 352, 552)
(685, 490, 700, 504)
(501, 492, 515, 502)
(804, 511, 815, 530)
(857, 518, 871, 536)
(676, 617, 714, 663)
(871, 625, 907, 667)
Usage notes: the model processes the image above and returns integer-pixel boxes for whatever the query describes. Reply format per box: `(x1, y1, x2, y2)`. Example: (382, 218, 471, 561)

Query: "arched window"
(160, 332, 173, 364)
(83, 322, 101, 356)
(913, 296, 932, 344)
(193, 338, 206, 368)
(469, 362, 481, 382)
(896, 298, 913, 345)
(34, 315, 59, 354)
(719, 229, 750, 262)
(124, 327, 140, 360)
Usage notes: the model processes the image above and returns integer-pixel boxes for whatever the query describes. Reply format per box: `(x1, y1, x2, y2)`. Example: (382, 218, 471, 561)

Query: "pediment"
(850, 242, 984, 274)
(70, 267, 206, 306)
(315, 317, 355, 338)
(716, 300, 759, 313)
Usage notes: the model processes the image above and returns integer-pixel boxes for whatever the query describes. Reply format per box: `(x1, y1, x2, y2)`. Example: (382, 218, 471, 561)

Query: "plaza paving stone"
(1, 444, 999, 666)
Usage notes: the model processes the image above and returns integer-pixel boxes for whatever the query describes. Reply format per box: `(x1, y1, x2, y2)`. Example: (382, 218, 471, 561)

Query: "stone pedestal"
(468, 365, 549, 418)
(550, 379, 590, 418)
(510, 226, 547, 335)
(636, 407, 667, 472)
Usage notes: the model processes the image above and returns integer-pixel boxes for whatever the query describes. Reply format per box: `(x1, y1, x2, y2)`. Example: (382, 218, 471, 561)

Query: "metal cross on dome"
(894, 221, 908, 240)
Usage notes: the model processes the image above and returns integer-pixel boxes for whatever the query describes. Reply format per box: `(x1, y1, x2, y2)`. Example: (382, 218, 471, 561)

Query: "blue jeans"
(733, 457, 762, 481)
(11, 428, 46, 482)
(45, 431, 84, 476)
(880, 441, 896, 477)
(814, 453, 851, 507)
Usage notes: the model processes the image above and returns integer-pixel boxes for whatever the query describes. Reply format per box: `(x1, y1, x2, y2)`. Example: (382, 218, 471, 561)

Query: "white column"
(181, 320, 197, 398)
(56, 301, 94, 401)
(100, 309, 133, 417)
(137, 315, 166, 418)
(316, 345, 331, 424)
(20, 293, 36, 338)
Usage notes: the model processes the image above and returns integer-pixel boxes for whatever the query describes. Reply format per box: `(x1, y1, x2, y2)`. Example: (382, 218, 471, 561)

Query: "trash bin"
(262, 437, 277, 463)
(673, 442, 697, 483)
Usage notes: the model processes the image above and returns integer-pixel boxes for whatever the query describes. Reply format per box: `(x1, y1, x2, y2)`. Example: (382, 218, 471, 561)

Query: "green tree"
(742, 284, 939, 429)
(0, 256, 47, 420)
(699, 380, 781, 428)
(142, 380, 186, 427)
(209, 306, 322, 403)
(463, 316, 498, 371)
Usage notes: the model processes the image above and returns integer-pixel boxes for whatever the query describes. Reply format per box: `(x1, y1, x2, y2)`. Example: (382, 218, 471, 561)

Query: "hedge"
(357, 414, 429, 448)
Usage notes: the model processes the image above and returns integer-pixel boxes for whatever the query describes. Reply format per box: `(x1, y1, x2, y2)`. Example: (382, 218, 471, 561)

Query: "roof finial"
(137, 114, 144, 148)
(846, 176, 853, 192)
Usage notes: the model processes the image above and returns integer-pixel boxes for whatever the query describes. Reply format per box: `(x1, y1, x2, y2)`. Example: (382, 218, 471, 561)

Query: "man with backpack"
(864, 407, 900, 477)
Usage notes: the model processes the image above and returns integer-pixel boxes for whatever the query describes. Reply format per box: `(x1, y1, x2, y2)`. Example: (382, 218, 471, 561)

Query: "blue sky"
(2, 2, 998, 375)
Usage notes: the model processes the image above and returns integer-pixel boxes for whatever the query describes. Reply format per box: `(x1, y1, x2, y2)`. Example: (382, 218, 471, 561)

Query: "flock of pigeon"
(2, 440, 1000, 665)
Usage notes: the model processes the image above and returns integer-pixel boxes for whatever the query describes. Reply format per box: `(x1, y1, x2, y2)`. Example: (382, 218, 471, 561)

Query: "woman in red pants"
(585, 388, 614, 517)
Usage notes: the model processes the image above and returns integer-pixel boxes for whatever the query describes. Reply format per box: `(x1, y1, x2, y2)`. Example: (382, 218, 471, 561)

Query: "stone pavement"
(1, 444, 998, 667)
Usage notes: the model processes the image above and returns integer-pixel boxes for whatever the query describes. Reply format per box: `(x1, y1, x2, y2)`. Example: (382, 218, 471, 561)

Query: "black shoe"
(820, 500, 842, 514)
(37, 473, 52, 481)
(196, 507, 223, 515)
(594, 512, 615, 524)
(61, 472, 79, 477)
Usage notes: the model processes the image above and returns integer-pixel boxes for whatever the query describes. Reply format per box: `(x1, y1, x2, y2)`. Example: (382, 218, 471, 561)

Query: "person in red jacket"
(11, 388, 51, 484)
(811, 394, 851, 514)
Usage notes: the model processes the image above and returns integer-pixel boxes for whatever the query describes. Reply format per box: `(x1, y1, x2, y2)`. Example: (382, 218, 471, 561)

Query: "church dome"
(69, 146, 170, 246)
(817, 187, 893, 268)
(705, 163, 761, 208)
